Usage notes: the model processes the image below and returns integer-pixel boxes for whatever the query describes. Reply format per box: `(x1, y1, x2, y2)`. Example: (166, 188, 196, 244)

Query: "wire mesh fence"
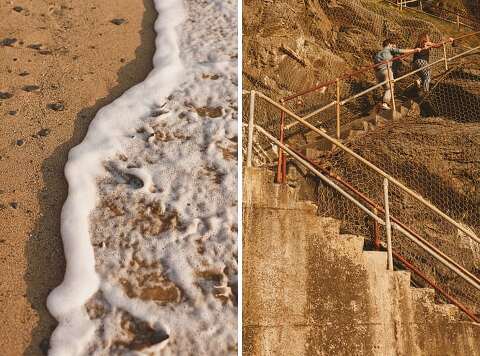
(243, 0, 480, 314)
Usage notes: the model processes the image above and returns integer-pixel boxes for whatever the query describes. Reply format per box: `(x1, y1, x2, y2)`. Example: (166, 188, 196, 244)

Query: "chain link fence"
(243, 0, 480, 314)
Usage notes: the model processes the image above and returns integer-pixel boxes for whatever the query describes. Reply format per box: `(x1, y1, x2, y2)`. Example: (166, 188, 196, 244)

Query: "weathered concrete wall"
(243, 167, 480, 356)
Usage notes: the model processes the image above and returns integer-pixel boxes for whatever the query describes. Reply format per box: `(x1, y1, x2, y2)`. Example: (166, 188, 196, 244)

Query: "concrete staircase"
(243, 167, 480, 356)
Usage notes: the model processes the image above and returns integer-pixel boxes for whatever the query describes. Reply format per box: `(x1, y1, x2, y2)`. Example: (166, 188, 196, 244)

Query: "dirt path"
(0, 1, 156, 354)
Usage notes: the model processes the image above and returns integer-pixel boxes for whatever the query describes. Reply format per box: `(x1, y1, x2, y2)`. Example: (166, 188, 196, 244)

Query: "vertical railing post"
(282, 117, 287, 183)
(276, 109, 286, 183)
(456, 14, 460, 29)
(247, 90, 256, 167)
(386, 62, 396, 116)
(373, 207, 381, 250)
(442, 43, 448, 70)
(336, 78, 341, 140)
(419, 0, 423, 11)
(383, 178, 394, 271)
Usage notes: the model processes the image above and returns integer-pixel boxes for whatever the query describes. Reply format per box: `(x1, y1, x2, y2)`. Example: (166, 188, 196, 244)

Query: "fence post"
(419, 0, 423, 11)
(276, 109, 286, 183)
(383, 178, 394, 271)
(386, 62, 396, 116)
(442, 43, 448, 70)
(247, 91, 256, 167)
(336, 78, 341, 139)
(373, 207, 381, 250)
(456, 14, 460, 28)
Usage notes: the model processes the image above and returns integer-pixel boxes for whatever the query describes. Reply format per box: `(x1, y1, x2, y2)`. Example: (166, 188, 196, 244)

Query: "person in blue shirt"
(374, 39, 421, 110)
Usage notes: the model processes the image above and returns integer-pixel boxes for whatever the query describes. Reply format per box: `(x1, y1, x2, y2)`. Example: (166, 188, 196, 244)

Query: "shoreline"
(0, 1, 157, 354)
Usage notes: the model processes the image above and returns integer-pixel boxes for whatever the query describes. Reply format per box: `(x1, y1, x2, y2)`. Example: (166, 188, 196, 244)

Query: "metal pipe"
(336, 78, 341, 139)
(383, 179, 394, 271)
(285, 102, 335, 130)
(392, 222, 480, 292)
(448, 45, 480, 61)
(392, 58, 444, 83)
(443, 43, 448, 71)
(340, 80, 388, 106)
(392, 251, 480, 323)
(247, 90, 256, 167)
(255, 91, 480, 245)
(299, 155, 480, 322)
(254, 124, 385, 226)
(276, 111, 286, 183)
(373, 207, 381, 250)
(254, 121, 480, 294)
(283, 31, 479, 103)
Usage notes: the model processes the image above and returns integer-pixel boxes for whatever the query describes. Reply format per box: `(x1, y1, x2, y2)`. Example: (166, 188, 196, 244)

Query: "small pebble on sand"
(47, 103, 65, 111)
(10, 202, 18, 209)
(0, 38, 17, 46)
(0, 92, 13, 100)
(37, 128, 51, 137)
(16, 139, 25, 146)
(22, 85, 40, 92)
(8, 110, 17, 116)
(27, 43, 42, 50)
(110, 18, 127, 25)
(13, 6, 23, 12)
(19, 71, 29, 77)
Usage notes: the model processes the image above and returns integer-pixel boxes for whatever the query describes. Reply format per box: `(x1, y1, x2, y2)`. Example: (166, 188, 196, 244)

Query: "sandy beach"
(0, 1, 156, 354)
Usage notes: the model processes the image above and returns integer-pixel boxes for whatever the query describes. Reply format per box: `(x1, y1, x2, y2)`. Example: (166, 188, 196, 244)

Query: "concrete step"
(411, 288, 436, 304)
(300, 137, 333, 152)
(368, 115, 388, 127)
(393, 270, 412, 289)
(338, 234, 366, 255)
(434, 303, 462, 321)
(363, 250, 388, 272)
(294, 200, 319, 214)
(243, 167, 300, 209)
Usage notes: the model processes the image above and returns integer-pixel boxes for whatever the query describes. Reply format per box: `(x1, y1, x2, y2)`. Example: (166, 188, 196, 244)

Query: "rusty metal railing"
(246, 119, 480, 323)
(271, 31, 479, 193)
(386, 0, 480, 30)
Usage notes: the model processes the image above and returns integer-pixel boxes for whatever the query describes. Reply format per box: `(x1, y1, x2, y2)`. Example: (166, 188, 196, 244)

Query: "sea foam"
(47, 0, 237, 354)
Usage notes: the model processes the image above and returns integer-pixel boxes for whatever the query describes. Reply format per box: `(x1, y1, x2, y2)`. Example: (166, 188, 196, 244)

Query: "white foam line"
(46, 1, 186, 355)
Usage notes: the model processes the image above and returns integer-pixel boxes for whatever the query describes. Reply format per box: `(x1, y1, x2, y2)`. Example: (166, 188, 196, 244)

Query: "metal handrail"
(251, 122, 480, 322)
(282, 31, 480, 104)
(289, 146, 480, 322)
(385, 0, 480, 29)
(283, 37, 480, 131)
(247, 90, 480, 247)
(416, 1, 479, 25)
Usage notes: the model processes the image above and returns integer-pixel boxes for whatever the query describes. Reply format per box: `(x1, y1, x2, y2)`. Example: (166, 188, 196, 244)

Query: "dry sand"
(0, 1, 157, 354)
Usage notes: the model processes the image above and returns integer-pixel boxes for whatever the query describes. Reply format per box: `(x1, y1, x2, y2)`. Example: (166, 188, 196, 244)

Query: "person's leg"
(414, 60, 422, 87)
(376, 68, 391, 108)
(417, 59, 430, 92)
(424, 67, 431, 92)
(384, 68, 394, 104)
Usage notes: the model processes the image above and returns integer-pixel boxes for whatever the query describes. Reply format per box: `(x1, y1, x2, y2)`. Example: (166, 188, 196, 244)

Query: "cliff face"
(243, 0, 480, 313)
(243, 0, 478, 103)
(243, 0, 448, 100)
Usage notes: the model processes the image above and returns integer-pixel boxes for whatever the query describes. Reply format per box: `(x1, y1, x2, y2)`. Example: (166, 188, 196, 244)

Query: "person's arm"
(392, 47, 422, 55)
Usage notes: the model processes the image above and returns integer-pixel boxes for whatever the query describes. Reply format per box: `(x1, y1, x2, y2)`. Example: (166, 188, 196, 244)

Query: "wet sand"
(0, 1, 156, 354)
